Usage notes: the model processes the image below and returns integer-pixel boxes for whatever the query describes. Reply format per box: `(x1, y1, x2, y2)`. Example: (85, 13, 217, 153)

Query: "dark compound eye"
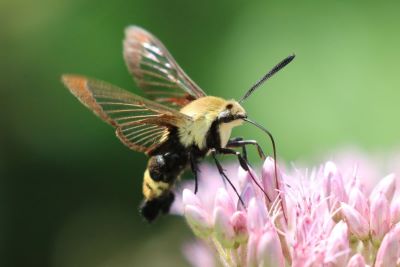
(226, 103, 233, 109)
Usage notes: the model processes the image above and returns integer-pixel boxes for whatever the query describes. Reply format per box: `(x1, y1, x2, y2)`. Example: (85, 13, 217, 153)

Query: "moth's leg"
(227, 137, 247, 160)
(189, 153, 199, 194)
(227, 138, 266, 161)
(210, 149, 245, 208)
(216, 147, 271, 202)
(216, 147, 249, 171)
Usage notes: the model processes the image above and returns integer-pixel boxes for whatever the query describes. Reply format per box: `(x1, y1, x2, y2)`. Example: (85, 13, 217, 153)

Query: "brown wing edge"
(123, 26, 147, 80)
(61, 74, 175, 155)
(61, 74, 117, 127)
(115, 125, 167, 155)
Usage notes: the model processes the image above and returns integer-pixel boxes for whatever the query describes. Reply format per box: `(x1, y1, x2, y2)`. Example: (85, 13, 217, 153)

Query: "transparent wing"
(123, 26, 207, 109)
(62, 75, 191, 154)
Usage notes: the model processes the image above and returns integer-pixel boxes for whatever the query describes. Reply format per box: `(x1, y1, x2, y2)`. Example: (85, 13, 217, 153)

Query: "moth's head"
(217, 100, 247, 126)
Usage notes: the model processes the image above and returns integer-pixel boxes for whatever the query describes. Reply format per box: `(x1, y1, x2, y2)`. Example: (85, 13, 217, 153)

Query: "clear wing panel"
(124, 26, 207, 108)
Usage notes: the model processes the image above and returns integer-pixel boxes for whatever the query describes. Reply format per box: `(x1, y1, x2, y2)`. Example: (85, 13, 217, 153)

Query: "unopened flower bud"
(370, 173, 396, 203)
(390, 195, 400, 226)
(346, 254, 366, 267)
(246, 233, 259, 267)
(324, 162, 348, 220)
(247, 198, 267, 233)
(325, 221, 349, 266)
(341, 202, 369, 240)
(239, 180, 256, 208)
(262, 157, 279, 201)
(183, 189, 212, 237)
(184, 205, 211, 238)
(370, 191, 390, 246)
(375, 224, 400, 267)
(262, 157, 288, 223)
(230, 211, 248, 244)
(238, 165, 251, 190)
(183, 241, 216, 267)
(214, 188, 235, 215)
(241, 164, 267, 202)
(256, 226, 285, 267)
(348, 187, 369, 219)
(183, 188, 201, 207)
(213, 207, 235, 248)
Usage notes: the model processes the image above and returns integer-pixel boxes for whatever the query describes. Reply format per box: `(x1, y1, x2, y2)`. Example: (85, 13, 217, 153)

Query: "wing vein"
(97, 102, 144, 107)
(106, 108, 149, 114)
(134, 130, 165, 145)
(135, 69, 177, 84)
(115, 114, 160, 122)
(125, 127, 165, 139)
(138, 81, 180, 89)
(123, 125, 160, 137)
(120, 124, 149, 132)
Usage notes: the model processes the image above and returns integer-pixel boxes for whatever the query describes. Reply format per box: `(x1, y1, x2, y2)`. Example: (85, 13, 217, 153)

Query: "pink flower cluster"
(177, 157, 400, 267)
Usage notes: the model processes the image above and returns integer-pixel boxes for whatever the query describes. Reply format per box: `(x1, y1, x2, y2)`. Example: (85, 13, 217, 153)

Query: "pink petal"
(295, 215, 313, 249)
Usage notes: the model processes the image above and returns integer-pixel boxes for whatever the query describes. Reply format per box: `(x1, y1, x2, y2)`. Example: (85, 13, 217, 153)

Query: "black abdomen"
(140, 128, 190, 222)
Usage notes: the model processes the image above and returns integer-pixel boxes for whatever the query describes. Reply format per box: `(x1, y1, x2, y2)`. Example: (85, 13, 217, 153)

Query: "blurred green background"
(2, 0, 400, 266)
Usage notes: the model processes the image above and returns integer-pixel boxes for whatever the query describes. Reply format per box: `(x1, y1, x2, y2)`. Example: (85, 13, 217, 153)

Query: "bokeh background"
(2, 0, 400, 266)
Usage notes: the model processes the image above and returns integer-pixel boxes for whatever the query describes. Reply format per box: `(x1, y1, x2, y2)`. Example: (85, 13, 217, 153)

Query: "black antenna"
(239, 54, 295, 103)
